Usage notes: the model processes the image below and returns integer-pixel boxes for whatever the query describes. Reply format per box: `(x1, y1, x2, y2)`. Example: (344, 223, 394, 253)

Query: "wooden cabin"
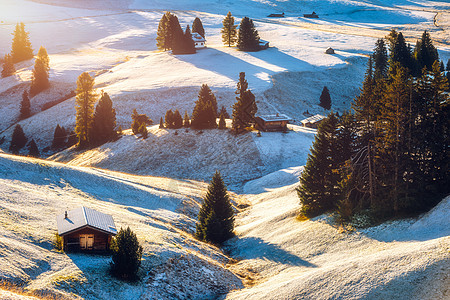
(56, 207, 117, 252)
(267, 12, 285, 18)
(300, 114, 325, 129)
(303, 12, 319, 18)
(325, 47, 335, 54)
(192, 32, 206, 49)
(259, 40, 270, 50)
(255, 113, 292, 131)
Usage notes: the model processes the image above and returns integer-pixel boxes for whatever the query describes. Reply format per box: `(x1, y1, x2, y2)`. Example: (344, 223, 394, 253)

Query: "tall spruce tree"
(219, 105, 230, 119)
(191, 84, 218, 129)
(237, 17, 260, 51)
(1, 54, 15, 78)
(11, 22, 33, 63)
(195, 171, 234, 245)
(232, 72, 257, 132)
(30, 46, 50, 96)
(75, 72, 96, 148)
(52, 124, 66, 149)
(173, 109, 183, 129)
(19, 90, 31, 120)
(28, 139, 39, 157)
(221, 12, 237, 47)
(156, 13, 170, 51)
(192, 17, 205, 38)
(9, 124, 27, 154)
(182, 25, 196, 54)
(170, 15, 187, 55)
(389, 32, 413, 72)
(218, 113, 226, 129)
(91, 91, 117, 145)
(372, 38, 389, 79)
(319, 86, 331, 110)
(165, 109, 174, 128)
(414, 30, 439, 72)
(297, 113, 340, 217)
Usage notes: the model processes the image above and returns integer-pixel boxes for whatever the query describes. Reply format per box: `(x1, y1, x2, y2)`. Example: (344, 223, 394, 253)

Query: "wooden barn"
(259, 39, 270, 49)
(325, 47, 335, 54)
(56, 207, 117, 252)
(267, 12, 285, 18)
(255, 113, 292, 131)
(300, 114, 325, 129)
(303, 12, 319, 18)
(192, 32, 206, 49)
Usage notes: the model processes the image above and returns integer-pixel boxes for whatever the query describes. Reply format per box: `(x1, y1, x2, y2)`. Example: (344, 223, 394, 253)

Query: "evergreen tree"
(232, 72, 257, 132)
(319, 86, 331, 110)
(67, 130, 77, 147)
(192, 17, 205, 38)
(171, 15, 187, 55)
(165, 109, 174, 128)
(139, 124, 148, 139)
(159, 116, 164, 128)
(219, 105, 230, 119)
(414, 30, 439, 72)
(372, 38, 388, 79)
(156, 13, 170, 51)
(52, 124, 66, 149)
(297, 113, 340, 217)
(191, 84, 218, 129)
(221, 12, 237, 47)
(237, 17, 260, 51)
(183, 111, 190, 127)
(91, 91, 117, 145)
(9, 124, 27, 154)
(446, 59, 450, 71)
(218, 113, 226, 129)
(173, 109, 183, 129)
(439, 60, 445, 72)
(195, 171, 234, 245)
(19, 90, 31, 120)
(1, 54, 15, 78)
(75, 72, 96, 148)
(11, 22, 33, 63)
(390, 32, 413, 72)
(28, 139, 39, 157)
(30, 46, 50, 96)
(110, 227, 143, 280)
(131, 109, 152, 134)
(182, 25, 196, 54)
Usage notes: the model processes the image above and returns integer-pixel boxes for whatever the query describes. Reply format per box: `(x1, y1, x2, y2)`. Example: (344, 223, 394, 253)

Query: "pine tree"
(52, 124, 66, 149)
(218, 113, 226, 129)
(91, 91, 116, 145)
(170, 15, 187, 55)
(110, 227, 143, 280)
(1, 54, 15, 78)
(173, 109, 183, 129)
(183, 111, 190, 127)
(182, 25, 196, 54)
(159, 117, 164, 128)
(28, 139, 39, 157)
(439, 60, 445, 72)
(221, 12, 237, 47)
(219, 105, 230, 119)
(237, 17, 260, 51)
(9, 124, 27, 154)
(414, 30, 439, 72)
(372, 38, 388, 79)
(30, 46, 50, 96)
(11, 22, 33, 63)
(139, 124, 148, 139)
(297, 113, 340, 217)
(75, 72, 96, 148)
(232, 72, 257, 132)
(165, 109, 174, 128)
(191, 84, 218, 129)
(19, 90, 31, 120)
(195, 171, 234, 245)
(319, 86, 331, 110)
(156, 13, 170, 51)
(192, 17, 205, 38)
(131, 109, 152, 134)
(390, 32, 413, 72)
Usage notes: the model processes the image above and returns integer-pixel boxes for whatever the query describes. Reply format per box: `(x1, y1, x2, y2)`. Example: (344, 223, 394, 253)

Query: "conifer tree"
(218, 113, 226, 129)
(52, 124, 66, 149)
(139, 124, 148, 139)
(110, 227, 143, 280)
(67, 131, 77, 147)
(182, 25, 196, 54)
(131, 109, 152, 134)
(390, 32, 413, 72)
(192, 17, 205, 38)
(221, 12, 237, 47)
(446, 59, 450, 71)
(30, 46, 50, 96)
(232, 72, 257, 132)
(28, 139, 39, 157)
(219, 105, 230, 119)
(9, 124, 27, 154)
(1, 54, 15, 78)
(156, 13, 170, 51)
(183, 111, 190, 127)
(165, 109, 174, 128)
(19, 90, 31, 120)
(195, 171, 234, 245)
(75, 72, 96, 148)
(297, 113, 340, 217)
(439, 60, 445, 72)
(170, 15, 187, 55)
(237, 17, 260, 51)
(319, 86, 331, 110)
(91, 91, 116, 145)
(191, 84, 218, 129)
(173, 109, 183, 128)
(414, 30, 439, 72)
(372, 38, 388, 79)
(159, 117, 164, 128)
(11, 22, 33, 63)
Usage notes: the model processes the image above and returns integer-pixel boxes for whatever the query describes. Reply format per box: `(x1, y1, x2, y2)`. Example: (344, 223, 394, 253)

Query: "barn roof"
(300, 114, 326, 124)
(56, 207, 117, 236)
(191, 32, 205, 42)
(258, 114, 292, 122)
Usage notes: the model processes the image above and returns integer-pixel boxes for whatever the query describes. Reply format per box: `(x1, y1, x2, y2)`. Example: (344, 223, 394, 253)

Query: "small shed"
(255, 113, 292, 131)
(192, 32, 206, 49)
(56, 207, 117, 252)
(300, 114, 325, 129)
(325, 47, 335, 54)
(304, 12, 319, 18)
(259, 39, 270, 49)
(267, 12, 285, 18)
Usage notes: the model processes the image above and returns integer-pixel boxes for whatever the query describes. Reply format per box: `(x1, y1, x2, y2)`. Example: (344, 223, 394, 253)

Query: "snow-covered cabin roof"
(301, 114, 326, 124)
(56, 206, 117, 236)
(191, 32, 205, 43)
(258, 114, 292, 122)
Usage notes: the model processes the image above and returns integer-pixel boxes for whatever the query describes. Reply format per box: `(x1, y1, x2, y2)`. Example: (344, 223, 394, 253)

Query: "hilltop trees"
(192, 17, 205, 38)
(30, 46, 50, 96)
(191, 84, 218, 129)
(75, 72, 96, 148)
(195, 171, 234, 245)
(319, 86, 331, 110)
(1, 54, 15, 78)
(222, 12, 237, 47)
(237, 17, 260, 51)
(11, 22, 33, 63)
(19, 90, 31, 120)
(156, 12, 171, 51)
(232, 72, 257, 132)
(91, 92, 117, 145)
(131, 109, 152, 135)
(156, 12, 196, 54)
(110, 227, 143, 280)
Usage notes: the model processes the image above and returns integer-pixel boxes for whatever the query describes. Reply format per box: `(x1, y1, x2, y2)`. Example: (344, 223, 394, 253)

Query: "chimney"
(64, 211, 68, 219)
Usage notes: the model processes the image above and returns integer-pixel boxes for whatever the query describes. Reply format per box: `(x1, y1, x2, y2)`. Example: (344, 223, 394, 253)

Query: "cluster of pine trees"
(75, 72, 117, 148)
(298, 30, 449, 223)
(221, 12, 261, 51)
(156, 12, 203, 54)
(131, 109, 153, 138)
(9, 124, 39, 157)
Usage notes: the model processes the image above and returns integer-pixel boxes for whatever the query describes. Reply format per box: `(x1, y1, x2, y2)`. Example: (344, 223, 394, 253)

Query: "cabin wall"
(62, 227, 111, 252)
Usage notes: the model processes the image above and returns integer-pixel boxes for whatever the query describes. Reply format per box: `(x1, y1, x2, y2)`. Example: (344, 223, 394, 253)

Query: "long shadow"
(227, 236, 316, 268)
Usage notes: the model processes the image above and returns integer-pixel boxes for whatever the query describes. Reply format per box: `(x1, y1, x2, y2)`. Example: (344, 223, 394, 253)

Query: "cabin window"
(79, 234, 94, 249)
